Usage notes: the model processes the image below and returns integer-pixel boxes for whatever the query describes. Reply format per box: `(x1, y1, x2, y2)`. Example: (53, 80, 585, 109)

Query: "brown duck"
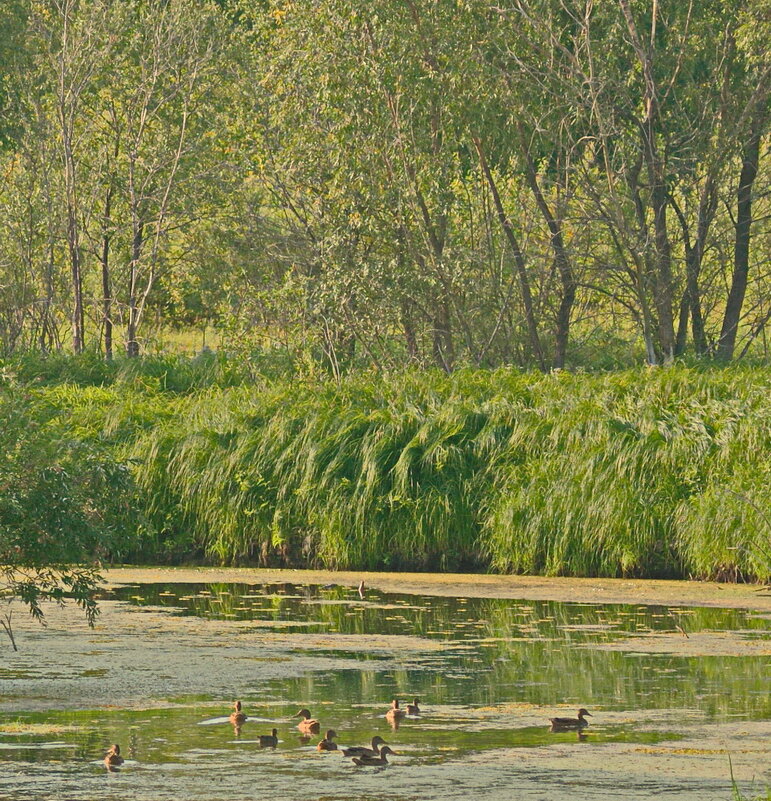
(385, 699, 406, 722)
(340, 735, 387, 758)
(295, 708, 321, 734)
(259, 728, 278, 748)
(406, 697, 421, 715)
(317, 729, 338, 751)
(340, 735, 388, 758)
(229, 700, 247, 725)
(352, 745, 395, 766)
(104, 744, 124, 767)
(549, 708, 592, 730)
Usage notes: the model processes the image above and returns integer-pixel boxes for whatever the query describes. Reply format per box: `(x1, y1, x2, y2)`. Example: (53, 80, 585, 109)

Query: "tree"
(0, 388, 134, 650)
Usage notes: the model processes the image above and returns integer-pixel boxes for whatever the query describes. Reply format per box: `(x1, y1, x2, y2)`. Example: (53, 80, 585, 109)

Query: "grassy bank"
(2, 355, 770, 580)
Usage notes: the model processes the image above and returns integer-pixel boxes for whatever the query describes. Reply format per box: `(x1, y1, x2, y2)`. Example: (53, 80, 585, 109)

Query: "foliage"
(0, 380, 140, 647)
(0, 0, 769, 367)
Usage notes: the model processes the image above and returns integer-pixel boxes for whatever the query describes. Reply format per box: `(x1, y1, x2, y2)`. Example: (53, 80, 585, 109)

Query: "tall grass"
(4, 357, 771, 578)
(127, 365, 771, 577)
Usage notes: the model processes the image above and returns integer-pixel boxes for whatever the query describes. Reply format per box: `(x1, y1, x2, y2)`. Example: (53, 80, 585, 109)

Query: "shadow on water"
(1, 581, 769, 800)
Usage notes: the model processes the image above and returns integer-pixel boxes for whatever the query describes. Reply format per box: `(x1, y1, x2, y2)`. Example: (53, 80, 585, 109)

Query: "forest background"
(1, 0, 770, 599)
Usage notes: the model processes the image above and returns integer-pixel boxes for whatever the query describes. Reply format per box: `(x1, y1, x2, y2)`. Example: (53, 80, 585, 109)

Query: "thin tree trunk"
(65, 194, 84, 353)
(718, 111, 765, 360)
(619, 0, 675, 360)
(400, 298, 419, 362)
(519, 129, 576, 369)
(432, 299, 454, 372)
(126, 220, 144, 358)
(101, 185, 113, 360)
(473, 136, 546, 372)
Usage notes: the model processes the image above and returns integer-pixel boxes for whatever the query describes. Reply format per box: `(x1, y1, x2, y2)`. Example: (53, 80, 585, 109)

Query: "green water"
(1, 582, 769, 800)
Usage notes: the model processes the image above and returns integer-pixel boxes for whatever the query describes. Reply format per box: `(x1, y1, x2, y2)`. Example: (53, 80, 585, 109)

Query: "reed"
(4, 357, 771, 579)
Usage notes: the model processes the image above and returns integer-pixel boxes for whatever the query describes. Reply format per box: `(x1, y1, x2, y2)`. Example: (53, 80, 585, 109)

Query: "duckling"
(229, 700, 247, 725)
(317, 729, 338, 751)
(259, 728, 278, 748)
(406, 697, 421, 715)
(295, 708, 321, 734)
(352, 745, 395, 766)
(549, 708, 592, 730)
(385, 699, 406, 722)
(340, 735, 387, 758)
(104, 744, 124, 767)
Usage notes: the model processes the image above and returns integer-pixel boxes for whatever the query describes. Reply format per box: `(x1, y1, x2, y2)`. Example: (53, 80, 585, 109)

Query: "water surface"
(1, 581, 769, 800)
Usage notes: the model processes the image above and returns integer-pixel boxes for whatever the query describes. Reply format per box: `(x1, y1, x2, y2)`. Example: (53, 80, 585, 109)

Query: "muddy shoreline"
(103, 567, 771, 611)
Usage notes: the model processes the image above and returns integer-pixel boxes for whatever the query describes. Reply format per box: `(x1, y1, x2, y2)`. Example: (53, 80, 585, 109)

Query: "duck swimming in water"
(229, 700, 247, 725)
(259, 728, 279, 748)
(406, 697, 421, 715)
(352, 745, 395, 766)
(104, 744, 124, 768)
(340, 735, 387, 758)
(295, 708, 321, 735)
(317, 729, 338, 751)
(549, 708, 592, 730)
(385, 699, 405, 722)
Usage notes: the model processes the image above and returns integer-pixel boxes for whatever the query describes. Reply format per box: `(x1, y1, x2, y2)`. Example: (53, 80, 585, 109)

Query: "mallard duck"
(549, 708, 592, 730)
(317, 729, 338, 751)
(295, 708, 321, 734)
(259, 728, 278, 748)
(385, 699, 405, 721)
(229, 700, 247, 725)
(340, 735, 387, 758)
(406, 697, 421, 715)
(352, 745, 395, 766)
(104, 744, 124, 767)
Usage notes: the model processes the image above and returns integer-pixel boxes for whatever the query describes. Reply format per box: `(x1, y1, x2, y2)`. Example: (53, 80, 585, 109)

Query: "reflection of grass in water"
(107, 582, 771, 719)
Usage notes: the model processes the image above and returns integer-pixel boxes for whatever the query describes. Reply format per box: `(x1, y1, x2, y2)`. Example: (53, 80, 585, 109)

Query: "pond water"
(1, 581, 769, 800)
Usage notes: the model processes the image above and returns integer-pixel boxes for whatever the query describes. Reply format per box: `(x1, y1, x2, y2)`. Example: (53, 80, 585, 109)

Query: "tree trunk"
(400, 298, 419, 362)
(717, 111, 765, 360)
(619, 0, 675, 360)
(519, 132, 576, 369)
(473, 136, 546, 372)
(101, 184, 114, 360)
(65, 200, 84, 354)
(126, 220, 144, 358)
(432, 299, 454, 372)
(637, 109, 675, 360)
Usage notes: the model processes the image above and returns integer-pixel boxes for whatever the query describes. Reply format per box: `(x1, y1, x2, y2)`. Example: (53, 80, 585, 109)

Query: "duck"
(104, 744, 124, 767)
(340, 735, 388, 758)
(406, 697, 421, 715)
(259, 728, 279, 748)
(295, 708, 321, 735)
(352, 745, 395, 767)
(385, 699, 406, 722)
(317, 729, 338, 751)
(229, 700, 247, 725)
(549, 708, 592, 730)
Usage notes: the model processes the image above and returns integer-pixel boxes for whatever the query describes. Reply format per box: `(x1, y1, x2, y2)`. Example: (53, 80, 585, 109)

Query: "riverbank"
(103, 567, 771, 612)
